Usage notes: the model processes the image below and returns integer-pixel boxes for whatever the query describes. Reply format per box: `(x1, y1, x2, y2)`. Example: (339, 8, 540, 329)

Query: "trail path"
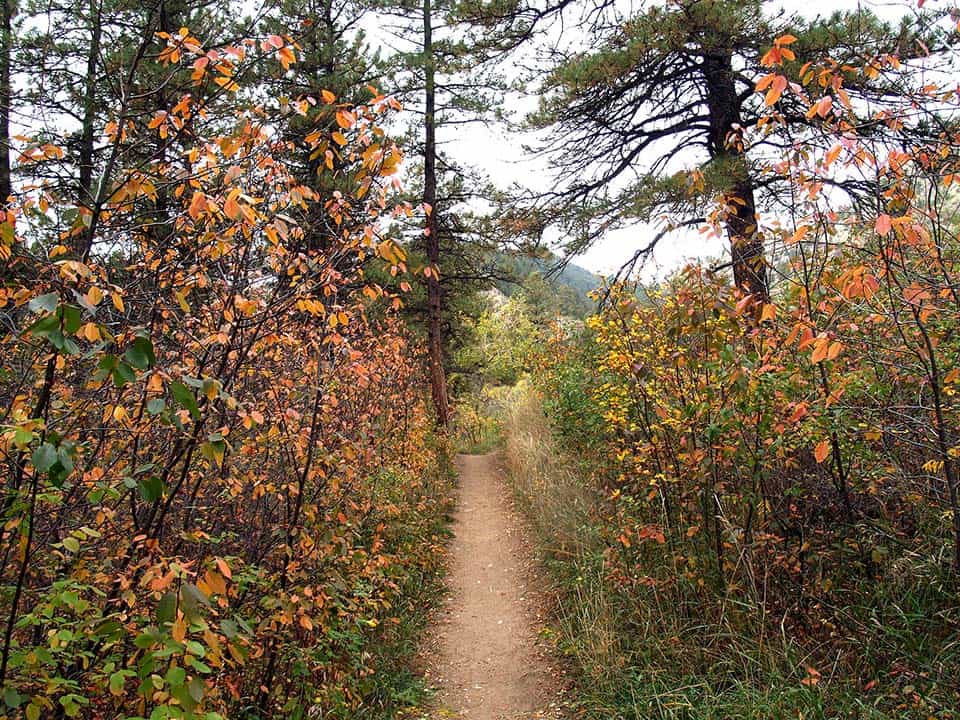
(422, 453, 567, 720)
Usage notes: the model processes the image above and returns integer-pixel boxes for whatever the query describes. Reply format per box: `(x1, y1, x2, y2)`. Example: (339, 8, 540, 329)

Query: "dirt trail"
(423, 453, 566, 720)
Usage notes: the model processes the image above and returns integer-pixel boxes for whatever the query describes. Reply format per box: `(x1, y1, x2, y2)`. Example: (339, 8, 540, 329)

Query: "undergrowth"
(503, 382, 960, 720)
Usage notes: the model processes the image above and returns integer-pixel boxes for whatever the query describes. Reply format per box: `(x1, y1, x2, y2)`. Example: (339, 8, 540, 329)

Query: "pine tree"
(523, 0, 956, 299)
(376, 0, 514, 426)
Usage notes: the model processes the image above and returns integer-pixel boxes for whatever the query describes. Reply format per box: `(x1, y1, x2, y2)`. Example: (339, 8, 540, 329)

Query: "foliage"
(0, 24, 451, 720)
(514, 20, 960, 719)
(518, 0, 958, 296)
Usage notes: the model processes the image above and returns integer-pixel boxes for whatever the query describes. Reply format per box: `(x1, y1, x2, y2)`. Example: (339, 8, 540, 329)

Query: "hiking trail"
(421, 453, 568, 720)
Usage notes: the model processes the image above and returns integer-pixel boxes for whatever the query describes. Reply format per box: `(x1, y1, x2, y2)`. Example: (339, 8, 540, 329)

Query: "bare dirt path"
(422, 453, 567, 720)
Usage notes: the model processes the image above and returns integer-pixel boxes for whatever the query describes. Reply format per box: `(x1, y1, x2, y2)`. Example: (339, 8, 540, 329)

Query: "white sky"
(413, 0, 920, 277)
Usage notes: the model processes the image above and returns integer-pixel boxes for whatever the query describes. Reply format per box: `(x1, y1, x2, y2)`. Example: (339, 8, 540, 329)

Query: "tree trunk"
(0, 0, 12, 208)
(78, 0, 102, 211)
(422, 0, 450, 428)
(703, 51, 768, 300)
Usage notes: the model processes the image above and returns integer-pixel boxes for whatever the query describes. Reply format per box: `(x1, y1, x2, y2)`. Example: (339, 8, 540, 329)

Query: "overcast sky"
(416, 0, 919, 277)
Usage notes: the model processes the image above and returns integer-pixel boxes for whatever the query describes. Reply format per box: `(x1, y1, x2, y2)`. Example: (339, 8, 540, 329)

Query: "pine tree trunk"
(78, 0, 102, 211)
(423, 0, 449, 427)
(0, 0, 12, 208)
(703, 50, 768, 300)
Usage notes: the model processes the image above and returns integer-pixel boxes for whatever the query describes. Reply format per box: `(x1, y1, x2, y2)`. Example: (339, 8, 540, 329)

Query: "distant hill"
(492, 252, 601, 319)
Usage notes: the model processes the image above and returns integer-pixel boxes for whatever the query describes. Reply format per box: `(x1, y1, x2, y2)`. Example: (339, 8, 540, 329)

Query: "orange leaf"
(320, 89, 336, 104)
(810, 336, 829, 364)
(814, 441, 830, 464)
(335, 110, 353, 129)
(188, 191, 206, 220)
(215, 557, 233, 580)
(875, 214, 892, 236)
(223, 189, 242, 221)
(765, 75, 788, 106)
(172, 617, 187, 643)
(825, 144, 842, 167)
(788, 402, 808, 424)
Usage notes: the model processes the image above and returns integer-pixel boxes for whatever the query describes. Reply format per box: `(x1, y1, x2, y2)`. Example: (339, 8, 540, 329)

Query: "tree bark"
(423, 0, 450, 428)
(78, 0, 102, 210)
(0, 0, 12, 208)
(703, 51, 768, 300)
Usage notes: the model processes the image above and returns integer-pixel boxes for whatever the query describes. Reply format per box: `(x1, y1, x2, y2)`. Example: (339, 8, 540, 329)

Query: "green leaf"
(149, 705, 172, 720)
(32, 443, 58, 473)
(57, 445, 75, 474)
(124, 336, 156, 370)
(113, 361, 136, 388)
(138, 476, 164, 503)
(58, 694, 87, 718)
(188, 677, 206, 703)
(26, 313, 60, 339)
(29, 292, 59, 313)
(61, 305, 82, 334)
(14, 427, 34, 447)
(62, 536, 80, 553)
(165, 665, 186, 688)
(185, 640, 205, 657)
(200, 440, 225, 466)
(3, 687, 22, 709)
(157, 591, 177, 625)
(109, 670, 127, 695)
(181, 582, 210, 619)
(147, 398, 166, 415)
(134, 627, 162, 649)
(171, 381, 200, 420)
(94, 354, 118, 380)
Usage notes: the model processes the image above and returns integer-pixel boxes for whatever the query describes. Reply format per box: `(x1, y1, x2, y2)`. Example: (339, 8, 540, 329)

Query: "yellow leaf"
(111, 292, 125, 312)
(82, 322, 100, 342)
(86, 286, 104, 306)
(174, 289, 191, 313)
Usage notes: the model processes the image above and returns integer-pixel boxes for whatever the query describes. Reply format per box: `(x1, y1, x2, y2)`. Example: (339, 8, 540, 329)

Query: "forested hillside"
(1, 0, 959, 719)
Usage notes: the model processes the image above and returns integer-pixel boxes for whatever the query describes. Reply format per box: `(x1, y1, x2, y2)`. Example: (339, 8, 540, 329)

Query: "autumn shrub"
(520, 235, 960, 717)
(504, 24, 960, 718)
(0, 28, 451, 720)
